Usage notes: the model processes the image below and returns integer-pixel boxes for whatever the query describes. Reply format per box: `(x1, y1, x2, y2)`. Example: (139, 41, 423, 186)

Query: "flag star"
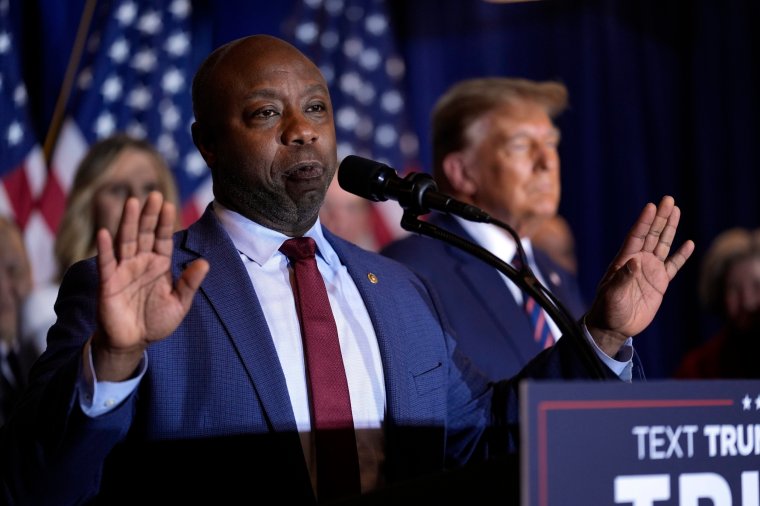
(319, 64, 335, 85)
(343, 37, 363, 59)
(755, 394, 760, 410)
(161, 68, 184, 94)
(165, 32, 190, 57)
(159, 101, 181, 130)
(157, 133, 178, 163)
(101, 75, 123, 102)
(127, 86, 152, 110)
(381, 90, 403, 114)
(137, 11, 162, 35)
(339, 71, 362, 95)
(185, 151, 207, 177)
(0, 31, 10, 53)
(320, 30, 339, 50)
(109, 38, 130, 64)
(132, 49, 157, 72)
(375, 124, 398, 147)
(13, 84, 26, 106)
(295, 22, 318, 44)
(359, 48, 381, 71)
(126, 122, 147, 139)
(6, 120, 23, 146)
(114, 1, 137, 26)
(742, 394, 752, 410)
(385, 56, 405, 79)
(94, 112, 116, 138)
(169, 0, 191, 19)
(325, 0, 344, 15)
(365, 13, 388, 36)
(77, 67, 93, 90)
(356, 82, 376, 105)
(336, 107, 360, 130)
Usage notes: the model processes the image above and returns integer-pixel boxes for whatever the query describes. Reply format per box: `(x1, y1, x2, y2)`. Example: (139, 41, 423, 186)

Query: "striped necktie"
(512, 253, 555, 349)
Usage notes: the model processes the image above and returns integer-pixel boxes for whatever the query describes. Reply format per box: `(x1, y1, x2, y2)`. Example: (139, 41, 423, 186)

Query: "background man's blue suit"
(1, 207, 610, 504)
(381, 213, 587, 381)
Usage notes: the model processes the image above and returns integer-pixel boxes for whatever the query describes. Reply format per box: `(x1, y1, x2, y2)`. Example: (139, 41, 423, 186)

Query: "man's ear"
(191, 121, 216, 168)
(441, 152, 477, 197)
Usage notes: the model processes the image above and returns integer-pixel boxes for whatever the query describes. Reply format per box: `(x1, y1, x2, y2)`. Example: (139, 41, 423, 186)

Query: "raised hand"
(586, 196, 695, 357)
(91, 192, 209, 381)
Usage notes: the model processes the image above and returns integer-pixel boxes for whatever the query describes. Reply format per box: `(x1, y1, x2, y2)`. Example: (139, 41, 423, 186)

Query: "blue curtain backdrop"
(20, 0, 760, 378)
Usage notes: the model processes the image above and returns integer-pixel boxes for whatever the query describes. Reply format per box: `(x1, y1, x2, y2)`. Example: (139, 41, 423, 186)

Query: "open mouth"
(284, 162, 324, 181)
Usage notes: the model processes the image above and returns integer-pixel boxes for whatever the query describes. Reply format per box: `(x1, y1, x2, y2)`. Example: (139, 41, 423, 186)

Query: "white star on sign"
(742, 394, 752, 411)
(755, 394, 760, 410)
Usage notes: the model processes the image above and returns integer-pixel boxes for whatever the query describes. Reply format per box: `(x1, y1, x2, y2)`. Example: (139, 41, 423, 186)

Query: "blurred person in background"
(21, 134, 180, 354)
(531, 214, 578, 276)
(319, 178, 379, 251)
(675, 227, 760, 378)
(382, 78, 589, 381)
(0, 217, 35, 425)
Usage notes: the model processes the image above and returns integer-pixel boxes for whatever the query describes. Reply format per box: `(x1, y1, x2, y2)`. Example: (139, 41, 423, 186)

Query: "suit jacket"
(0, 207, 610, 505)
(381, 213, 587, 381)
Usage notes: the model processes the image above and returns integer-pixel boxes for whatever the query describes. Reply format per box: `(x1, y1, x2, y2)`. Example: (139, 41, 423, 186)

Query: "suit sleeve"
(0, 259, 138, 505)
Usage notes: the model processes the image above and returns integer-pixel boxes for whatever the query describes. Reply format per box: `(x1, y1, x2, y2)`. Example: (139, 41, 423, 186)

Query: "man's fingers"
(154, 199, 176, 257)
(641, 196, 674, 254)
(96, 228, 116, 280)
(116, 198, 141, 261)
(665, 239, 695, 280)
(137, 192, 164, 254)
(174, 259, 210, 309)
(611, 202, 656, 269)
(652, 205, 680, 261)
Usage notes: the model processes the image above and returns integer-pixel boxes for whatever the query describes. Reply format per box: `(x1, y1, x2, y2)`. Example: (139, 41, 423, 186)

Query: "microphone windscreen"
(337, 155, 393, 202)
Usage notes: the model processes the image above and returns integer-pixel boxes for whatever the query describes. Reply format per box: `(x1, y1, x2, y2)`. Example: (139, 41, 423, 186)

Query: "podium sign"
(520, 380, 760, 506)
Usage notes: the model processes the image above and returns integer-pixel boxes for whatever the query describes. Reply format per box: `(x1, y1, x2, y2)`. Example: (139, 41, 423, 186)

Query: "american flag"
(286, 0, 420, 248)
(0, 0, 54, 286)
(42, 0, 211, 283)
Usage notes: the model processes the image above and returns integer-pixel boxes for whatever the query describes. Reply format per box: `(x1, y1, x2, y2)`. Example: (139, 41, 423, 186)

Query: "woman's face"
(93, 148, 163, 237)
(724, 256, 760, 331)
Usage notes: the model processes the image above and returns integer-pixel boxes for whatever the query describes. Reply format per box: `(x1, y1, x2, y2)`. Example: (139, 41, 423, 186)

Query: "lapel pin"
(367, 273, 379, 284)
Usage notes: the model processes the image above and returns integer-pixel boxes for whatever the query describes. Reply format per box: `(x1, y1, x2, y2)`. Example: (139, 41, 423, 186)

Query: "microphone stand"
(394, 178, 608, 380)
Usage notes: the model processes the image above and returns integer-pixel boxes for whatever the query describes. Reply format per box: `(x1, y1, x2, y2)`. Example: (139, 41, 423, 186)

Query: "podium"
(520, 379, 760, 506)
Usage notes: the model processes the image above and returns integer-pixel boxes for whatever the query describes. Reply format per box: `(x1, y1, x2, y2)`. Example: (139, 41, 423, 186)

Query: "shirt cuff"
(581, 322, 635, 382)
(78, 338, 148, 417)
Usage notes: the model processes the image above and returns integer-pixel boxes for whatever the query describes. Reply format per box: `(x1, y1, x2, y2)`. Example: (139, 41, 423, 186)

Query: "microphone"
(337, 155, 491, 222)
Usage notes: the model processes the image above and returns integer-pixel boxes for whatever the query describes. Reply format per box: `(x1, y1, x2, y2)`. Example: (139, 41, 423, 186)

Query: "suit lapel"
(180, 209, 297, 432)
(431, 216, 535, 360)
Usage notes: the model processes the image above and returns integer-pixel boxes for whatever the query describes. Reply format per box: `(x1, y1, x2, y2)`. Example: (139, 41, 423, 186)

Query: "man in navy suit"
(0, 35, 693, 504)
(382, 78, 592, 381)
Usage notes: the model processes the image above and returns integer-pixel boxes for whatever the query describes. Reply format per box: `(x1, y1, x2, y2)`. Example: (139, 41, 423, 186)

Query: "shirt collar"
(454, 216, 535, 264)
(212, 200, 338, 268)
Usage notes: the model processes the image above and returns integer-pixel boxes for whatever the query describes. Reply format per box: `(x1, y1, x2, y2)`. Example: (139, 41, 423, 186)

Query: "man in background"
(382, 78, 587, 380)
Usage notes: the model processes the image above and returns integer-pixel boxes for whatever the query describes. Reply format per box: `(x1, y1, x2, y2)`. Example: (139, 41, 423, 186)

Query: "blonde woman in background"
(22, 134, 180, 353)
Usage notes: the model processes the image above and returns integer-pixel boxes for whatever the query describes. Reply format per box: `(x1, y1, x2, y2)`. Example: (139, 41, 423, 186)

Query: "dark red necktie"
(512, 253, 554, 349)
(279, 237, 361, 502)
